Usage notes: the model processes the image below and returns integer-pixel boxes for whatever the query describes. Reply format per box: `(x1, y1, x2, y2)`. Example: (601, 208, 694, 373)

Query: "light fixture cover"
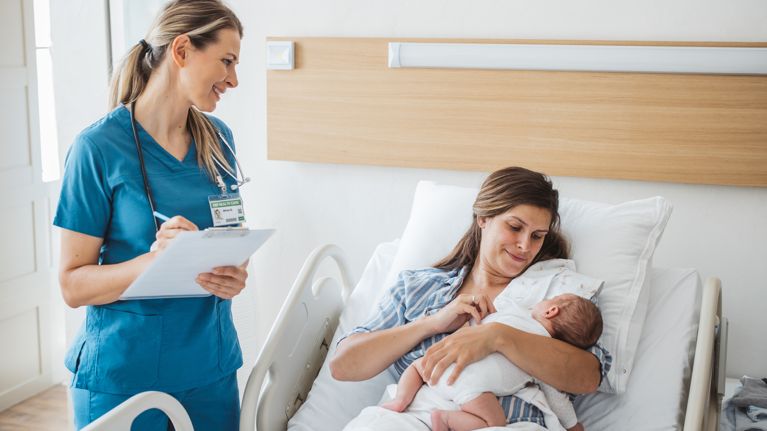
(388, 42, 767, 75)
(266, 41, 294, 70)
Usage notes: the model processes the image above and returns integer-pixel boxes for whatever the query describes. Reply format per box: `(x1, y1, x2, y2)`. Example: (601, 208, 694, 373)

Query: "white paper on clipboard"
(120, 228, 274, 300)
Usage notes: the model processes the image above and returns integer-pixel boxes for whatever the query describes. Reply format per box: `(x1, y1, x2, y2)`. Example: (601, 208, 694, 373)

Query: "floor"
(0, 385, 71, 431)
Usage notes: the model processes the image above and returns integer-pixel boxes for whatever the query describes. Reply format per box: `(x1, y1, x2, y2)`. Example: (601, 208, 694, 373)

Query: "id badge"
(208, 194, 246, 227)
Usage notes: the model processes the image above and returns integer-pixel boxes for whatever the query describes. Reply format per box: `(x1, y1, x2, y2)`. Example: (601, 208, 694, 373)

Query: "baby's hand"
(567, 423, 585, 431)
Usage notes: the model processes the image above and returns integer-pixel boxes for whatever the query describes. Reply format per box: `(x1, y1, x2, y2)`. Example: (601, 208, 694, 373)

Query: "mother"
(330, 167, 610, 427)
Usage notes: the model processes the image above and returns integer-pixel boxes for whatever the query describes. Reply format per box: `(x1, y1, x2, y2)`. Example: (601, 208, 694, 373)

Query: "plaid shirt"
(343, 266, 612, 426)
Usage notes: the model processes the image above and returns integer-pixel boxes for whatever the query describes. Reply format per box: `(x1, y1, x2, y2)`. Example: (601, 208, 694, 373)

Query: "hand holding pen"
(150, 211, 199, 253)
(150, 211, 249, 299)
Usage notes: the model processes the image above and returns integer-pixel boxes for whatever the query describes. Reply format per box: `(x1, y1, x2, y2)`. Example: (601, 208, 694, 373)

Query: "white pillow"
(559, 196, 671, 392)
(382, 181, 476, 289)
(382, 181, 672, 394)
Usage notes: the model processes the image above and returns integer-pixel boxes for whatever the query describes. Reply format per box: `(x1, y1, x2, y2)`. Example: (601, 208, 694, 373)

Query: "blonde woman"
(54, 1, 246, 429)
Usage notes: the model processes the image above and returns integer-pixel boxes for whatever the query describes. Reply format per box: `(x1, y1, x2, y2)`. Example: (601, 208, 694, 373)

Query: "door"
(0, 0, 55, 411)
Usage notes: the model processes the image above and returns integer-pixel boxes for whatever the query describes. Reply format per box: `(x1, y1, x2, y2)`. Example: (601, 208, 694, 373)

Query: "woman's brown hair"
(434, 166, 569, 271)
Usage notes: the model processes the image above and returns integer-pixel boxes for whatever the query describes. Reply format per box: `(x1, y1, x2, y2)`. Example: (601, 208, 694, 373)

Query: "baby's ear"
(545, 305, 560, 318)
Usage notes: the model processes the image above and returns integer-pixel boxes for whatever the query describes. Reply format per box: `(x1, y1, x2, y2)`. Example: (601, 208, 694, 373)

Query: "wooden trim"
(267, 37, 767, 187)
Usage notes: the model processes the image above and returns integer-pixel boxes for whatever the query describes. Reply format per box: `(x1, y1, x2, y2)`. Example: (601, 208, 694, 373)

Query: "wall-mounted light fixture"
(387, 42, 767, 75)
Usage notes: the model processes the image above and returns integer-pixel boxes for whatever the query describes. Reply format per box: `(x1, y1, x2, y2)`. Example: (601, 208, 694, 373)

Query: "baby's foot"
(431, 410, 449, 431)
(381, 398, 408, 412)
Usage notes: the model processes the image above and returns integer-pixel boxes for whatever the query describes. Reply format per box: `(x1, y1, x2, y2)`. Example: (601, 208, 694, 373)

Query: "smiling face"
(477, 204, 552, 278)
(177, 28, 241, 112)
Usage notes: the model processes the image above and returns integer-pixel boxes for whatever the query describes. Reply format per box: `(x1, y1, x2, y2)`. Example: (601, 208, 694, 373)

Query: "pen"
(153, 211, 171, 223)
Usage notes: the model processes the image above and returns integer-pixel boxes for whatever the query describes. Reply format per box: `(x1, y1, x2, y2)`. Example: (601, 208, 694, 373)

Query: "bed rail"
(683, 277, 725, 431)
(81, 391, 193, 431)
(240, 244, 354, 431)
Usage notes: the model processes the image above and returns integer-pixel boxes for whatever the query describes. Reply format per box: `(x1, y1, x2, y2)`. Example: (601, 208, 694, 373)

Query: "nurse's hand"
(150, 216, 199, 252)
(196, 260, 249, 300)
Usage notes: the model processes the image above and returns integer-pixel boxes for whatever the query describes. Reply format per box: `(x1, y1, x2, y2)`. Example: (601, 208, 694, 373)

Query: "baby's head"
(531, 293, 603, 349)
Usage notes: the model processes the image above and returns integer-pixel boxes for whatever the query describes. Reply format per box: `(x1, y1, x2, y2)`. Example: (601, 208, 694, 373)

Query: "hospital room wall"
(49, 0, 766, 389)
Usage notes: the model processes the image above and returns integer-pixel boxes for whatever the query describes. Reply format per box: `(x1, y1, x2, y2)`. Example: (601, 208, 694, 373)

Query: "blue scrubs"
(54, 105, 243, 430)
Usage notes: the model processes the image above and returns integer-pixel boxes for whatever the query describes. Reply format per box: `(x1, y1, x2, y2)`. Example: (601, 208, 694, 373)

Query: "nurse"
(54, 1, 246, 429)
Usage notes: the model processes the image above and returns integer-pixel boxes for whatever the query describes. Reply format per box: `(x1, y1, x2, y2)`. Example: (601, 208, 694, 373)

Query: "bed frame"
(240, 244, 354, 431)
(239, 245, 727, 431)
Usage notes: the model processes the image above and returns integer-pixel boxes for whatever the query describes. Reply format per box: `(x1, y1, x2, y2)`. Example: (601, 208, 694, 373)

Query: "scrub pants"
(71, 373, 239, 431)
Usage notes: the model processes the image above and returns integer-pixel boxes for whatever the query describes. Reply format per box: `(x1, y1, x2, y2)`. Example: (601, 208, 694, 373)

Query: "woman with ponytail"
(331, 167, 611, 428)
(54, 1, 246, 429)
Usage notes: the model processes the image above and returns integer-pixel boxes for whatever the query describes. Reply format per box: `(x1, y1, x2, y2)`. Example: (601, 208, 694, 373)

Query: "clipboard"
(120, 227, 274, 300)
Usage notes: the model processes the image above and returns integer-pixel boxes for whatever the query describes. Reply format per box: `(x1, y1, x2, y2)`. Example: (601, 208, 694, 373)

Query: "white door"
(0, 0, 55, 411)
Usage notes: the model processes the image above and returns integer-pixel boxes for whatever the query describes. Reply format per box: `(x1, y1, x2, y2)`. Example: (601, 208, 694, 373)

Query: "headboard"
(266, 38, 767, 187)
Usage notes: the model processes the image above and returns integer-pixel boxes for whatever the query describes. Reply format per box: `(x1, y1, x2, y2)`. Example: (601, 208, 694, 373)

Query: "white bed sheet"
(288, 241, 701, 430)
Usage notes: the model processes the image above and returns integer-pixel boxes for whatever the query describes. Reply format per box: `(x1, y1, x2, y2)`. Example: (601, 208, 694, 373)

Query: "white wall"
(50, 0, 766, 392)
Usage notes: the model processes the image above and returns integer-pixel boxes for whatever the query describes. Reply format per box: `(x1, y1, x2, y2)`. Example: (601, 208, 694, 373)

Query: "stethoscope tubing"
(129, 102, 249, 232)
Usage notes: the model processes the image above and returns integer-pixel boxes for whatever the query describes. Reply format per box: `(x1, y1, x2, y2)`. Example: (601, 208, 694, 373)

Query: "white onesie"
(429, 259, 603, 430)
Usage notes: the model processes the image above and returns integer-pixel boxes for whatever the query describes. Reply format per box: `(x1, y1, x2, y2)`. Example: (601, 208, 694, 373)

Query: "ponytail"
(109, 43, 151, 110)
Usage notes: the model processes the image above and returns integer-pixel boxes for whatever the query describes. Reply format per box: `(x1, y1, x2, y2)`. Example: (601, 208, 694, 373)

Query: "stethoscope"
(129, 101, 250, 231)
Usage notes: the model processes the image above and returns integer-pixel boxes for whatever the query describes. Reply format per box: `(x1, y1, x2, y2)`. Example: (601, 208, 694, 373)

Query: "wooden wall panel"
(267, 38, 767, 187)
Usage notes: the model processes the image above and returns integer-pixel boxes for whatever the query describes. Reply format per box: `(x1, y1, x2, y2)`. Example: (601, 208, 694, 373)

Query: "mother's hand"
(196, 261, 249, 300)
(426, 293, 496, 335)
(420, 322, 499, 385)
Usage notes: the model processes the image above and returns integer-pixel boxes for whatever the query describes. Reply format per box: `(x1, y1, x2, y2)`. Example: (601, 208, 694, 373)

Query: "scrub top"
(54, 105, 243, 394)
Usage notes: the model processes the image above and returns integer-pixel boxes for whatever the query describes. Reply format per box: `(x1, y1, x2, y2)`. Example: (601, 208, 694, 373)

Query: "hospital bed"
(239, 240, 727, 430)
(84, 240, 725, 431)
(86, 190, 727, 431)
